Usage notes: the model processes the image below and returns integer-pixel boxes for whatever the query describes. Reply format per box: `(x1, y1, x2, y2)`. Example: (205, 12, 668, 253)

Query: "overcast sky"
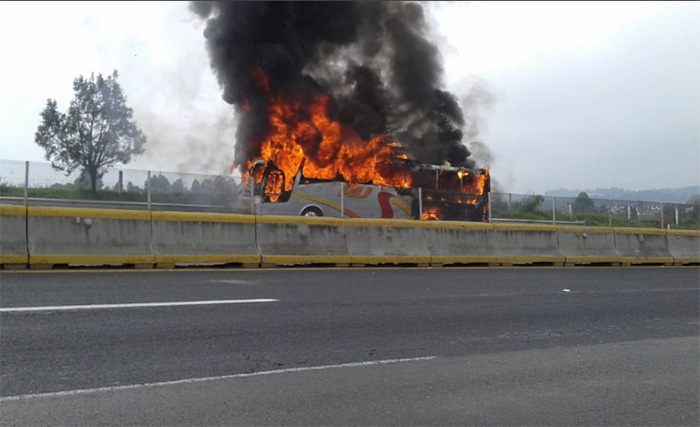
(1, 1, 698, 194)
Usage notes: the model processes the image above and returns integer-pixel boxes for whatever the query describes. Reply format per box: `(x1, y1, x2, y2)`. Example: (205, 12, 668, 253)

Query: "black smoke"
(190, 1, 475, 172)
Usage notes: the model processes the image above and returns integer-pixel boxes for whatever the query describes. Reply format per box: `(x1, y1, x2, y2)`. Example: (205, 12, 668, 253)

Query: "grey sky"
(0, 1, 698, 194)
(434, 1, 700, 193)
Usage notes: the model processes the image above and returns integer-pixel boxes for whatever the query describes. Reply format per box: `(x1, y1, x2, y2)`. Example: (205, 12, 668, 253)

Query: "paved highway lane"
(1, 267, 698, 425)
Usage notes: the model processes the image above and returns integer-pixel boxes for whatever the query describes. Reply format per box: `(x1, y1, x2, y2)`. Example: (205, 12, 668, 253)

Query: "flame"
(244, 67, 411, 191)
(422, 207, 441, 221)
(476, 166, 489, 195)
(459, 166, 489, 197)
(241, 67, 491, 223)
(264, 169, 284, 203)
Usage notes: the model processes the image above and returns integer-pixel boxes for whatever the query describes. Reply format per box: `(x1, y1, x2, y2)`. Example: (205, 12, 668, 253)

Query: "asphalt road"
(1, 267, 698, 426)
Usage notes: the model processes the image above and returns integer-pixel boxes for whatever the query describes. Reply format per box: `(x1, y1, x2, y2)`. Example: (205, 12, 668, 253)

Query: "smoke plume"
(190, 1, 476, 173)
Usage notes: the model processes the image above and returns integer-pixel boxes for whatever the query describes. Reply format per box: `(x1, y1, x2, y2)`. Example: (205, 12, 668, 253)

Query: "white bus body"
(237, 161, 489, 222)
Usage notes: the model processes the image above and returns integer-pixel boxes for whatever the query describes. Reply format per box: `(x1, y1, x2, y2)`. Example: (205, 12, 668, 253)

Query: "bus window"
(260, 164, 292, 203)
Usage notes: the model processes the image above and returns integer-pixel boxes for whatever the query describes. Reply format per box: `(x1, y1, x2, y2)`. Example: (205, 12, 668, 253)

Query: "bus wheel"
(300, 206, 323, 217)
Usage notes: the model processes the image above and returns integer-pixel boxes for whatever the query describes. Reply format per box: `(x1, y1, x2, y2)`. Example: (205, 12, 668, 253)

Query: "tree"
(35, 71, 146, 192)
(686, 194, 700, 206)
(199, 179, 216, 193)
(520, 194, 544, 213)
(145, 173, 171, 193)
(126, 181, 141, 193)
(73, 169, 103, 191)
(573, 192, 595, 213)
(171, 178, 185, 193)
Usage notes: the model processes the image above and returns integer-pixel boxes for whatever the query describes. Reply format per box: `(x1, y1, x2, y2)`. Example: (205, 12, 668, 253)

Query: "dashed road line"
(0, 299, 279, 313)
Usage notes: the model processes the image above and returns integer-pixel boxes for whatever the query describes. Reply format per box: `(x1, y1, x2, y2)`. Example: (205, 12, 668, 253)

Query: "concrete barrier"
(27, 207, 154, 268)
(490, 224, 565, 265)
(557, 226, 623, 265)
(151, 211, 260, 268)
(256, 215, 352, 267)
(613, 227, 674, 265)
(666, 230, 700, 265)
(0, 205, 28, 268)
(345, 218, 430, 266)
(14, 203, 700, 269)
(420, 221, 498, 266)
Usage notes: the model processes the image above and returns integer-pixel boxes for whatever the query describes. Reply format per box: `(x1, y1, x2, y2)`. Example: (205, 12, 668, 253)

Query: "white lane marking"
(0, 299, 278, 313)
(209, 280, 256, 285)
(0, 356, 437, 402)
(569, 288, 698, 295)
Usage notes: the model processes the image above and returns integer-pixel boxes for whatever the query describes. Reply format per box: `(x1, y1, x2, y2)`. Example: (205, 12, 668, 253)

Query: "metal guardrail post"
(660, 202, 664, 229)
(488, 191, 492, 222)
(249, 160, 266, 215)
(418, 187, 423, 220)
(552, 196, 556, 225)
(147, 170, 151, 211)
(340, 182, 344, 218)
(23, 161, 29, 207)
(608, 199, 612, 227)
(249, 176, 254, 215)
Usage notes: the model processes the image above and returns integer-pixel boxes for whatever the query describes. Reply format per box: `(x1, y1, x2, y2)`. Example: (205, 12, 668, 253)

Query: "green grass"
(0, 184, 237, 206)
(491, 209, 699, 230)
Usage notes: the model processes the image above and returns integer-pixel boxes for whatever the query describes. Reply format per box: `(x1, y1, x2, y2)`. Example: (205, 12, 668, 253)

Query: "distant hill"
(544, 186, 700, 204)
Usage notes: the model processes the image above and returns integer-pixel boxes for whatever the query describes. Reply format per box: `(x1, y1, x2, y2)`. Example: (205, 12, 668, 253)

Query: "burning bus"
(237, 152, 490, 222)
(231, 67, 491, 222)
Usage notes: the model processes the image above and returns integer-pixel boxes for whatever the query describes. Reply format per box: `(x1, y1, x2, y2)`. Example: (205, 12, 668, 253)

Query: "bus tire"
(300, 206, 323, 217)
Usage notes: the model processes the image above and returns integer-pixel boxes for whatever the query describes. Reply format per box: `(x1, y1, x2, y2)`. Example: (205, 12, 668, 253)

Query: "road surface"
(1, 267, 698, 425)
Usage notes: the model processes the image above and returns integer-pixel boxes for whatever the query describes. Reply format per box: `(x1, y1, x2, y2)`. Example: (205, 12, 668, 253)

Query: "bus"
(236, 159, 490, 222)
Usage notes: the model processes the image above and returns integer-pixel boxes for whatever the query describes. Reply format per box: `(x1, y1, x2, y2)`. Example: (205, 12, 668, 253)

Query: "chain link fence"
(1, 160, 698, 229)
(0, 160, 240, 212)
(489, 192, 700, 230)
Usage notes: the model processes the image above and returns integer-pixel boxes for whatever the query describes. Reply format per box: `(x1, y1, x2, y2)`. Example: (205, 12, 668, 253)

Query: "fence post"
(340, 181, 344, 218)
(675, 207, 679, 225)
(23, 161, 29, 206)
(418, 187, 423, 220)
(249, 176, 254, 215)
(118, 170, 123, 195)
(552, 196, 556, 225)
(488, 191, 492, 222)
(147, 170, 151, 211)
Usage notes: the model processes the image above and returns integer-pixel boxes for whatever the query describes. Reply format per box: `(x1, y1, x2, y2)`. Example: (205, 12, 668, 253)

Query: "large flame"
(241, 68, 489, 214)
(244, 67, 404, 191)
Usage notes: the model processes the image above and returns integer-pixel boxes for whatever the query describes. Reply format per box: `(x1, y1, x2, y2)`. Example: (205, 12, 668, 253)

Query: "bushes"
(0, 177, 240, 208)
